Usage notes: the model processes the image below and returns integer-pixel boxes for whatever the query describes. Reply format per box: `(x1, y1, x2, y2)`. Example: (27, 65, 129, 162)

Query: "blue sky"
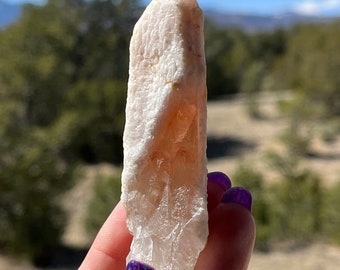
(198, 0, 340, 16)
(5, 0, 340, 16)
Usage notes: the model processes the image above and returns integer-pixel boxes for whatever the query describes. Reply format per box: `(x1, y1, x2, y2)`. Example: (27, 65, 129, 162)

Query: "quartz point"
(121, 0, 208, 269)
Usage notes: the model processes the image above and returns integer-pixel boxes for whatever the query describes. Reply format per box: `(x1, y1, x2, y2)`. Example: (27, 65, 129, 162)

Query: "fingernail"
(208, 171, 232, 190)
(126, 260, 155, 270)
(221, 187, 252, 211)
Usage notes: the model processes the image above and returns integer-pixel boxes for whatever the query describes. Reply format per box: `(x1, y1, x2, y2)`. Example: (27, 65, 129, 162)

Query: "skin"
(79, 178, 255, 270)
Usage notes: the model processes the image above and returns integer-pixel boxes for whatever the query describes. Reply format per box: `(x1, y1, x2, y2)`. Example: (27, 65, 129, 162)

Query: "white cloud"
(294, 0, 340, 15)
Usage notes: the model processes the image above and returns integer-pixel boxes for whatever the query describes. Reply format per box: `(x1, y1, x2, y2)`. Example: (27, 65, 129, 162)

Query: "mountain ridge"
(0, 1, 338, 31)
(204, 10, 335, 31)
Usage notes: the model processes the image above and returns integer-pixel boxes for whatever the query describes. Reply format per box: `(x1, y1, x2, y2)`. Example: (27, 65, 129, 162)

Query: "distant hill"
(0, 1, 337, 31)
(204, 10, 334, 31)
(0, 1, 21, 28)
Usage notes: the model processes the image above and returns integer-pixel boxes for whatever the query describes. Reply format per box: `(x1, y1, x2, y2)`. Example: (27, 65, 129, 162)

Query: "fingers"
(79, 202, 132, 270)
(206, 171, 231, 212)
(79, 172, 255, 270)
(196, 203, 255, 270)
(195, 172, 255, 270)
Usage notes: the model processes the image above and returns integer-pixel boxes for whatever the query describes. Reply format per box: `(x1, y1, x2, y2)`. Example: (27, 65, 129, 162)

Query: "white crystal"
(121, 0, 208, 269)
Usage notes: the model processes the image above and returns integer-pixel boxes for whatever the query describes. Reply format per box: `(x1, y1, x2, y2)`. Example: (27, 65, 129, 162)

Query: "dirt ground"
(249, 244, 340, 270)
(1, 95, 339, 269)
(207, 94, 340, 186)
(208, 95, 340, 270)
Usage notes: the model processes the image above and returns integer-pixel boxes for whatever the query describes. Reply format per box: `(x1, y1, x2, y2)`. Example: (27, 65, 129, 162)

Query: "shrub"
(85, 173, 121, 238)
(240, 61, 265, 119)
(266, 151, 323, 247)
(0, 128, 75, 264)
(232, 162, 272, 251)
(322, 181, 340, 245)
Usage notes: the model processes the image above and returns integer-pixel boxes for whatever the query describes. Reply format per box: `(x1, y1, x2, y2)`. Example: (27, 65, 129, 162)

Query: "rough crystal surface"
(121, 0, 208, 269)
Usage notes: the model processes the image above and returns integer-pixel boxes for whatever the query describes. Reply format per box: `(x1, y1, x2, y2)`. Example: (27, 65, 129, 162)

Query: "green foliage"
(204, 24, 245, 98)
(270, 172, 323, 245)
(63, 79, 126, 163)
(232, 162, 272, 251)
(251, 29, 287, 61)
(85, 173, 121, 238)
(277, 91, 318, 156)
(0, 0, 339, 263)
(240, 61, 265, 118)
(265, 151, 323, 246)
(279, 129, 311, 157)
(0, 124, 76, 262)
(0, 0, 136, 164)
(322, 181, 340, 245)
(0, 0, 139, 263)
(318, 118, 340, 143)
(258, 27, 340, 244)
(204, 22, 286, 99)
(232, 153, 328, 250)
(204, 22, 257, 98)
(0, 1, 79, 127)
(272, 21, 340, 142)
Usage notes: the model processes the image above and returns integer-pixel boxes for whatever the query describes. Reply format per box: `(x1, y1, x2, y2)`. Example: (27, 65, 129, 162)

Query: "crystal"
(121, 0, 208, 269)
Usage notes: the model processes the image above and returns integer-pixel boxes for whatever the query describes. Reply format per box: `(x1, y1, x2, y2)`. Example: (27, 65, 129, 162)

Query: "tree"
(266, 150, 323, 245)
(0, 111, 76, 264)
(0, 0, 141, 264)
(232, 162, 271, 251)
(204, 23, 286, 99)
(240, 61, 265, 118)
(204, 22, 253, 98)
(273, 22, 340, 143)
(85, 173, 121, 238)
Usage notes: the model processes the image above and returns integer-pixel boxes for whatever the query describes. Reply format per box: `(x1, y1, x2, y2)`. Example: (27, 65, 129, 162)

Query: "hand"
(79, 172, 255, 270)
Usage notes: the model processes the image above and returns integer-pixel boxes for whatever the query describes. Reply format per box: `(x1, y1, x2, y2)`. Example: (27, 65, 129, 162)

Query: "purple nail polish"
(221, 187, 252, 211)
(208, 171, 232, 190)
(126, 260, 155, 270)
